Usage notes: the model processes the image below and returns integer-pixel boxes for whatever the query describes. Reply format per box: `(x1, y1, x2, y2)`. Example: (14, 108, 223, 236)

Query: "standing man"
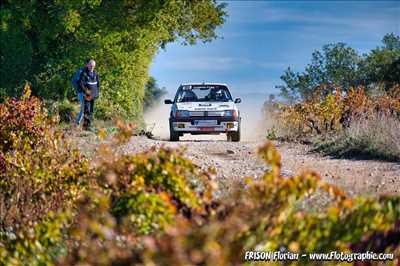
(78, 59, 100, 130)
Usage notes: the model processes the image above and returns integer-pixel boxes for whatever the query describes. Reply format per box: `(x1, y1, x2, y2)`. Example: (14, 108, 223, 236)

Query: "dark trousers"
(83, 99, 95, 129)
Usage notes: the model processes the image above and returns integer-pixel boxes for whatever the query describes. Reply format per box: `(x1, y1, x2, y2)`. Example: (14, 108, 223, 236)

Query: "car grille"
(189, 111, 204, 117)
(207, 111, 224, 116)
(188, 111, 225, 117)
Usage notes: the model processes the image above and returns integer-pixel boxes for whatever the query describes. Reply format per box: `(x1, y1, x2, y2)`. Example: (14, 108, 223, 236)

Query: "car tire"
(169, 123, 180, 141)
(227, 123, 240, 142)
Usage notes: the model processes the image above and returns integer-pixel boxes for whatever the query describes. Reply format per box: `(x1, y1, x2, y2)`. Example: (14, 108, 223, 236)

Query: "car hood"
(176, 101, 236, 111)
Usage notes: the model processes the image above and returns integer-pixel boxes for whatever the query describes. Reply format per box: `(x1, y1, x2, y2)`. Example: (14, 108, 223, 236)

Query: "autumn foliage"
(0, 92, 399, 265)
(268, 85, 400, 139)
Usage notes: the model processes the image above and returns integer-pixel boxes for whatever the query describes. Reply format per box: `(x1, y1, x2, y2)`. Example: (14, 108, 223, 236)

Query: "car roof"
(180, 83, 229, 87)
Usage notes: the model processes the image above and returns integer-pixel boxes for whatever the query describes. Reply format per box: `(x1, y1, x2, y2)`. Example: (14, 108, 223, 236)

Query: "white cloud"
(225, 1, 399, 36)
(229, 2, 397, 23)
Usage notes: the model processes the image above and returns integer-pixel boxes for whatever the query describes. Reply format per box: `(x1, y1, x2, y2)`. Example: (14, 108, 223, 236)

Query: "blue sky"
(150, 1, 399, 99)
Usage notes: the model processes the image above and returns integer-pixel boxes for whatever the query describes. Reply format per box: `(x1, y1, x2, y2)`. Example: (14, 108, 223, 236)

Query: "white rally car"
(164, 83, 242, 141)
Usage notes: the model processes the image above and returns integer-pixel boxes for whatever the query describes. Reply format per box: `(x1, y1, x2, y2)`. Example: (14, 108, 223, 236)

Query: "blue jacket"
(78, 67, 100, 99)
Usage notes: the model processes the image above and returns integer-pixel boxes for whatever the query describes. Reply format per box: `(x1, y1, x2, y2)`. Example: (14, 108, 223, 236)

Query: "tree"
(277, 33, 400, 101)
(0, 0, 227, 119)
(383, 33, 400, 50)
(360, 33, 400, 91)
(143, 76, 167, 109)
(277, 43, 362, 101)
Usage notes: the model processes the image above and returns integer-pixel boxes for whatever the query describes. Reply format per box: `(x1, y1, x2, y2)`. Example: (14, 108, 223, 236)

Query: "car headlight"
(175, 110, 190, 118)
(223, 110, 238, 119)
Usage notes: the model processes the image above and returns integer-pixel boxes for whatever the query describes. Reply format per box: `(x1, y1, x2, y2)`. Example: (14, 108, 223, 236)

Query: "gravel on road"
(122, 135, 400, 197)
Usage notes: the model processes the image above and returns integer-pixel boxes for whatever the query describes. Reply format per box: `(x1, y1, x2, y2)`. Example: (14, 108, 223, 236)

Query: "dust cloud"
(239, 96, 268, 141)
(143, 93, 269, 142)
(143, 96, 171, 140)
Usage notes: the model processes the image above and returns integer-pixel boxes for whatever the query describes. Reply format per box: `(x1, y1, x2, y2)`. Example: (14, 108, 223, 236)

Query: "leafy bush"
(0, 212, 70, 266)
(56, 100, 77, 124)
(0, 93, 214, 264)
(1, 89, 400, 265)
(95, 146, 211, 235)
(0, 91, 90, 231)
(2, 138, 400, 265)
(265, 85, 400, 161)
(266, 86, 400, 140)
(130, 143, 400, 265)
(94, 96, 124, 121)
(0, 94, 47, 153)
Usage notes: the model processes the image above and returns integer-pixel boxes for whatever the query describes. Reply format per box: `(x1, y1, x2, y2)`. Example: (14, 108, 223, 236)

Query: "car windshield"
(175, 85, 232, 102)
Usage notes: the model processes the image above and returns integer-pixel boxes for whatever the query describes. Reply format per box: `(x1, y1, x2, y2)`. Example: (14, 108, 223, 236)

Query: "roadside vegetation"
(314, 111, 400, 161)
(1, 87, 399, 265)
(1, 2, 400, 264)
(265, 33, 400, 162)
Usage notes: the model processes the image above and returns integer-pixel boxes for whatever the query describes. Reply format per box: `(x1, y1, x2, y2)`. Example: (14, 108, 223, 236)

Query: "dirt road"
(122, 135, 400, 197)
(132, 98, 400, 197)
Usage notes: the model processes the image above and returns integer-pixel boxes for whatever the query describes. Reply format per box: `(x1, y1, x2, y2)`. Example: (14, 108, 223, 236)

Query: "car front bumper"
(170, 117, 240, 133)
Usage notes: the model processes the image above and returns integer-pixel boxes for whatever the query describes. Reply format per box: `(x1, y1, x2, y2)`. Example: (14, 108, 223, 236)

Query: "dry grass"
(348, 113, 400, 153)
(314, 113, 400, 161)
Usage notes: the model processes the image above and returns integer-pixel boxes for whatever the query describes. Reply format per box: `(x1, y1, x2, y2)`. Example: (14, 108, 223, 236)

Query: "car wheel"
(169, 123, 180, 141)
(227, 124, 240, 142)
